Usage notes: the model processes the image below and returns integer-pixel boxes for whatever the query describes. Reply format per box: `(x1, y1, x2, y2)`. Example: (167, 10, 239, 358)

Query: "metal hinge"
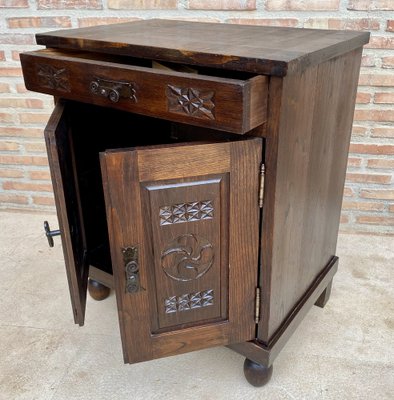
(259, 163, 265, 208)
(255, 287, 261, 324)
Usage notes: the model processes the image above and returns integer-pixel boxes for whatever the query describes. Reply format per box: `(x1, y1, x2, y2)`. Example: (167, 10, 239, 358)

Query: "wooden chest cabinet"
(20, 20, 369, 386)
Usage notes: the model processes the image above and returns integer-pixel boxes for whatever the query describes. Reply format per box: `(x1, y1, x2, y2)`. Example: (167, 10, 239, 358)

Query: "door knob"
(44, 220, 61, 247)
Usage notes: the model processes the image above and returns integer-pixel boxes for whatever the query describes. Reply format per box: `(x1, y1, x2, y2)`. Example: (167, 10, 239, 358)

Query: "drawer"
(21, 49, 268, 134)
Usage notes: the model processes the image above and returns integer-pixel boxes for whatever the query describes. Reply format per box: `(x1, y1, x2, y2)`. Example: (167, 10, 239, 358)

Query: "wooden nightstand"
(20, 20, 369, 386)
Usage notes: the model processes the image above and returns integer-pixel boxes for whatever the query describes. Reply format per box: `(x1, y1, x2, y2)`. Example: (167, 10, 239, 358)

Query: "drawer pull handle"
(90, 78, 137, 103)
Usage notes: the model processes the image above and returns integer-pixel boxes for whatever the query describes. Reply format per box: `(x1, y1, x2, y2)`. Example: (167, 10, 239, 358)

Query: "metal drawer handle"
(44, 220, 60, 247)
(89, 78, 137, 103)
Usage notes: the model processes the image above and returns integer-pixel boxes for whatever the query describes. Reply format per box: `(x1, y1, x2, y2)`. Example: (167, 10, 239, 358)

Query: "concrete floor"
(0, 211, 393, 400)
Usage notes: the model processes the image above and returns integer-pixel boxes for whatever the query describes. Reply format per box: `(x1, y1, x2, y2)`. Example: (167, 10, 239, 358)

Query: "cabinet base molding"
(228, 256, 338, 367)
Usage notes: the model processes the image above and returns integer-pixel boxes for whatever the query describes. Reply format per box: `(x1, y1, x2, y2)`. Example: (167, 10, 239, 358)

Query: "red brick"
(266, 0, 339, 11)
(11, 51, 20, 61)
(0, 98, 44, 109)
(356, 216, 394, 226)
(353, 110, 394, 122)
(38, 0, 102, 9)
(387, 20, 394, 32)
(188, 0, 256, 10)
(29, 170, 51, 180)
(24, 142, 47, 153)
(108, 0, 176, 9)
(3, 181, 53, 192)
(365, 36, 394, 49)
(0, 51, 5, 61)
(344, 186, 355, 197)
(374, 92, 394, 104)
(0, 113, 15, 123)
(382, 56, 394, 69)
(227, 18, 298, 27)
(367, 159, 394, 169)
(350, 143, 394, 155)
(0, 127, 43, 138)
(0, 67, 23, 77)
(0, 83, 11, 92)
(348, 1, 394, 11)
(360, 190, 394, 200)
(346, 172, 391, 184)
(0, 141, 19, 151)
(340, 214, 349, 224)
(32, 195, 55, 206)
(352, 126, 368, 136)
(347, 157, 362, 167)
(342, 201, 385, 211)
(0, 0, 28, 7)
(16, 83, 28, 93)
(19, 113, 50, 124)
(359, 74, 393, 86)
(389, 205, 394, 213)
(78, 17, 140, 28)
(0, 155, 48, 166)
(361, 55, 376, 67)
(7, 17, 72, 29)
(0, 193, 29, 204)
(371, 127, 394, 138)
(356, 92, 371, 104)
(304, 18, 379, 30)
(0, 34, 34, 44)
(0, 168, 24, 178)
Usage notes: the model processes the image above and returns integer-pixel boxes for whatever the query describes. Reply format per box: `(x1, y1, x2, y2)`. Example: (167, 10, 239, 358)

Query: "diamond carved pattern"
(164, 289, 214, 314)
(160, 200, 213, 225)
(166, 85, 215, 120)
(37, 64, 70, 92)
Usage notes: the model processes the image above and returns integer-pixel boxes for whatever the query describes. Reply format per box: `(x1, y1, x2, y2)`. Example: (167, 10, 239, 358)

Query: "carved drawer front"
(100, 138, 262, 363)
(20, 49, 268, 134)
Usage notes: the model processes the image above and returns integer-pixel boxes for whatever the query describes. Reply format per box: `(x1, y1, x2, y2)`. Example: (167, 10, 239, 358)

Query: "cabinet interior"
(65, 101, 256, 277)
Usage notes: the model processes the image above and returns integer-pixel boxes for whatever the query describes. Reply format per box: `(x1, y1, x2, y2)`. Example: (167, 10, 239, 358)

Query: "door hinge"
(259, 163, 265, 208)
(255, 287, 261, 324)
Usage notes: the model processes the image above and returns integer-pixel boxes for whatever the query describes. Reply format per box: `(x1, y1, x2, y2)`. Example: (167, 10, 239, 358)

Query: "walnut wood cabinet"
(20, 20, 369, 386)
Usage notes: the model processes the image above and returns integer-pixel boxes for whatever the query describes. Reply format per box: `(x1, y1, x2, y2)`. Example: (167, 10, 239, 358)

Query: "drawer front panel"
(21, 50, 268, 134)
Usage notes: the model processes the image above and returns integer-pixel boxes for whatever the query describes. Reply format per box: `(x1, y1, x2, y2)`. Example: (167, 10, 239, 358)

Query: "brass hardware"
(122, 246, 142, 293)
(43, 220, 61, 247)
(259, 164, 265, 208)
(90, 78, 137, 103)
(255, 287, 261, 324)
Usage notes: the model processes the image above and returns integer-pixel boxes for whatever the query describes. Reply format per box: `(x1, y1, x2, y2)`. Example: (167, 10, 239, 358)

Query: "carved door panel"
(44, 101, 89, 326)
(100, 138, 262, 363)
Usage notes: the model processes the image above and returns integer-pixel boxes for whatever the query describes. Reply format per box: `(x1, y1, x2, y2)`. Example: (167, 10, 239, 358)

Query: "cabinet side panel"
(260, 48, 363, 341)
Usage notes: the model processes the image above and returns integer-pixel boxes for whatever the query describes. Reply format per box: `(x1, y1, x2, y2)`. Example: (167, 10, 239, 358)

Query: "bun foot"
(88, 278, 110, 301)
(243, 358, 273, 387)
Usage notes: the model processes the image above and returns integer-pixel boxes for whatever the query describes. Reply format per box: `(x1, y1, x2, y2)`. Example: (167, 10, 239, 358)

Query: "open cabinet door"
(45, 101, 89, 326)
(100, 138, 262, 363)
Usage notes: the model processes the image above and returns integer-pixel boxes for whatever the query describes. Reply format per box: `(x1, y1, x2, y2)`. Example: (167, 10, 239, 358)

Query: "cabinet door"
(100, 138, 262, 363)
(45, 101, 89, 326)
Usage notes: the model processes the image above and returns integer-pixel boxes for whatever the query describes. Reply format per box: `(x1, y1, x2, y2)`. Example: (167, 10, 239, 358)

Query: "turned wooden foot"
(88, 278, 110, 301)
(315, 280, 333, 308)
(243, 358, 273, 387)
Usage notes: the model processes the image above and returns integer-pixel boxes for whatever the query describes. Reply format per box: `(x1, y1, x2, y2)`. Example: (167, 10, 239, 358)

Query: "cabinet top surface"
(36, 19, 369, 76)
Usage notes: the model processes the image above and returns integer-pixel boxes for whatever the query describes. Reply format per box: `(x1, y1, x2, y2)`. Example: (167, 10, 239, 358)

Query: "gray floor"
(0, 211, 393, 400)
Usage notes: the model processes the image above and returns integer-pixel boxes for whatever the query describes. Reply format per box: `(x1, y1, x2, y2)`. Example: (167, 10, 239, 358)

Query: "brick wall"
(0, 0, 393, 235)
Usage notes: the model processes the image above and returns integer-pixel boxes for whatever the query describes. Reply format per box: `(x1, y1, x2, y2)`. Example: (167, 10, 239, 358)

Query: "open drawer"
(21, 48, 268, 134)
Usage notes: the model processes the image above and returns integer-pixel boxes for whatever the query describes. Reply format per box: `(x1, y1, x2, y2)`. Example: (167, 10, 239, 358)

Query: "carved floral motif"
(166, 85, 215, 120)
(159, 200, 213, 225)
(37, 64, 70, 92)
(165, 289, 214, 314)
(161, 234, 214, 282)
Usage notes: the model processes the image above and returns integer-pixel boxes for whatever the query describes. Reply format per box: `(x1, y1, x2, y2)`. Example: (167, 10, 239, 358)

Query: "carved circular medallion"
(161, 234, 214, 282)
